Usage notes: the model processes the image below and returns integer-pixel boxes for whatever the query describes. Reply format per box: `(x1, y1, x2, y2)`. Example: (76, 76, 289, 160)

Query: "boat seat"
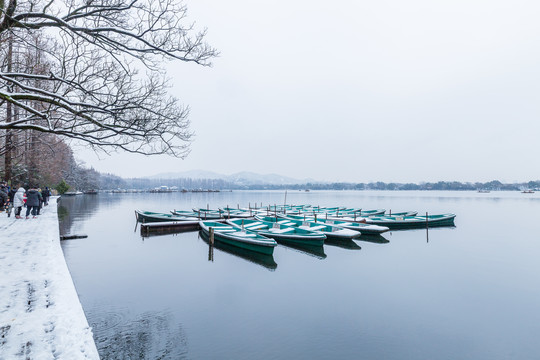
(213, 227, 235, 232)
(269, 227, 295, 234)
(233, 231, 257, 237)
(302, 225, 326, 231)
(277, 220, 296, 226)
(245, 224, 268, 230)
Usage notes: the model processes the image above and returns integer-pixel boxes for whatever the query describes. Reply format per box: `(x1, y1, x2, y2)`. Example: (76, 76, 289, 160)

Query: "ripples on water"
(92, 308, 188, 359)
(60, 191, 540, 359)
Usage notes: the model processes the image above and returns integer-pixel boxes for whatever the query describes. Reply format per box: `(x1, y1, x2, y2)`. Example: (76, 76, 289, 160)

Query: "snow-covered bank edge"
(0, 197, 100, 359)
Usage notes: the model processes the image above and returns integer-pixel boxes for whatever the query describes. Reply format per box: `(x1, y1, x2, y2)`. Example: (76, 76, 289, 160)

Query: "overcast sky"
(78, 0, 540, 183)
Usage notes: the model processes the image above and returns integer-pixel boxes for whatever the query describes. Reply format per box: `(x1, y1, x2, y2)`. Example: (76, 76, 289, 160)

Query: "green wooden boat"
(226, 218, 326, 246)
(331, 209, 386, 217)
(199, 221, 277, 255)
(298, 208, 385, 219)
(365, 213, 456, 229)
(192, 208, 225, 219)
(171, 209, 205, 217)
(135, 210, 199, 223)
(284, 214, 390, 235)
(198, 231, 277, 270)
(385, 211, 418, 217)
(219, 207, 254, 218)
(255, 215, 360, 240)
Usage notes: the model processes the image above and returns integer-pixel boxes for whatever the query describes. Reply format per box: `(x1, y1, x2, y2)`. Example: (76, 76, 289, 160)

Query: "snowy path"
(0, 198, 99, 360)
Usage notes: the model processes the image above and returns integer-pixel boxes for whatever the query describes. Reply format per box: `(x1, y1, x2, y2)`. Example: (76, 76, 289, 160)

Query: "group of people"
(0, 182, 52, 219)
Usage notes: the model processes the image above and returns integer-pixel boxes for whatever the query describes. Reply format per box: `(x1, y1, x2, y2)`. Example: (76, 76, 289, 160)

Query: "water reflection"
(92, 309, 188, 360)
(139, 226, 198, 238)
(58, 195, 102, 235)
(324, 238, 362, 250)
(62, 192, 540, 360)
(356, 234, 390, 244)
(198, 231, 278, 271)
(278, 242, 327, 260)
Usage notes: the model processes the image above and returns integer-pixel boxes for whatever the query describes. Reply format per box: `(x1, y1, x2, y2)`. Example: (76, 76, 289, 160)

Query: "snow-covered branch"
(0, 0, 216, 158)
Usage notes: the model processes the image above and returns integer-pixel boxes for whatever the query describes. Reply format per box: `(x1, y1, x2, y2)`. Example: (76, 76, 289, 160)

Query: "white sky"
(78, 0, 540, 183)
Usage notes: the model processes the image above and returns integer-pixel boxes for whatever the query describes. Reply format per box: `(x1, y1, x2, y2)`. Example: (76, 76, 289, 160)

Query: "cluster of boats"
(135, 205, 456, 256)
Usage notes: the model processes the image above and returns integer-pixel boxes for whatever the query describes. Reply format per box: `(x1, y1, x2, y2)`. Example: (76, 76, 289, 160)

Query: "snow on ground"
(0, 197, 99, 360)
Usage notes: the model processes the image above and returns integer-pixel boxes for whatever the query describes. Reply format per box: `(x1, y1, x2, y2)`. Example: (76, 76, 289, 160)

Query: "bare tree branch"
(0, 0, 217, 159)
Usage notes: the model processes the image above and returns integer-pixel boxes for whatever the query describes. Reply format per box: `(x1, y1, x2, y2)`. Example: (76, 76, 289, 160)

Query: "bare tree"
(0, 0, 217, 164)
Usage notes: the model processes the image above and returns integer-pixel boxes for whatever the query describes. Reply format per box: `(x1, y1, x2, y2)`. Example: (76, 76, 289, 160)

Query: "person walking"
(25, 186, 41, 219)
(0, 182, 8, 212)
(43, 186, 50, 205)
(13, 185, 26, 219)
(36, 186, 44, 215)
(7, 185, 16, 217)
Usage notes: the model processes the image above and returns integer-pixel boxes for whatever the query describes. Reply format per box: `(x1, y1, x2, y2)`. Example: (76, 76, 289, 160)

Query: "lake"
(59, 190, 540, 359)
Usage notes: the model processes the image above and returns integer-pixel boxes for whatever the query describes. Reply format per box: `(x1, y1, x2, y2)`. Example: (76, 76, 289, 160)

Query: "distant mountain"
(147, 170, 314, 185)
(226, 171, 305, 185)
(148, 170, 223, 180)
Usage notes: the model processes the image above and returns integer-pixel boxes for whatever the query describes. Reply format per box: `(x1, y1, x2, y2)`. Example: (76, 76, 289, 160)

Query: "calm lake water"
(59, 190, 540, 359)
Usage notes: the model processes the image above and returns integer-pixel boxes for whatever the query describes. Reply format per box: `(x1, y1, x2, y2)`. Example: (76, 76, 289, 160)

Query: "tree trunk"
(4, 32, 12, 182)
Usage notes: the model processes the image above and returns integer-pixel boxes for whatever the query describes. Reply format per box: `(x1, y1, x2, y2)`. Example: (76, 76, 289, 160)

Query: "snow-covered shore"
(0, 197, 99, 359)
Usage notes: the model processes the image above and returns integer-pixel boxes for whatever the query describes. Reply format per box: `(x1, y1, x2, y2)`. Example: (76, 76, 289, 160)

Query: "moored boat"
(171, 209, 204, 217)
(190, 208, 224, 219)
(219, 207, 254, 218)
(199, 221, 277, 255)
(384, 211, 418, 217)
(135, 210, 199, 223)
(226, 218, 326, 246)
(332, 209, 386, 217)
(198, 231, 277, 270)
(255, 215, 360, 240)
(364, 213, 456, 229)
(282, 214, 389, 235)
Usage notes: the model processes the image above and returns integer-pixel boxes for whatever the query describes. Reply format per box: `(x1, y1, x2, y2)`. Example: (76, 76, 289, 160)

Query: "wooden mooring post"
(209, 227, 214, 245)
(208, 243, 214, 262)
(426, 212, 429, 242)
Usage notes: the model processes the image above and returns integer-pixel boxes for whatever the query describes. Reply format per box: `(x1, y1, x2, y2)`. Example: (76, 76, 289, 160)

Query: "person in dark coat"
(25, 186, 42, 219)
(43, 187, 50, 206)
(36, 186, 44, 215)
(7, 185, 17, 217)
(0, 182, 8, 212)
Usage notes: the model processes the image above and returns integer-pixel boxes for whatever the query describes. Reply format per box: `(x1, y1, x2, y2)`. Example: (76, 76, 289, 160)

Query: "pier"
(0, 198, 99, 359)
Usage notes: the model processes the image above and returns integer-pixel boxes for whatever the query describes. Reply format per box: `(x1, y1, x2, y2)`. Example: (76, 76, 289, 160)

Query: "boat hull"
(365, 214, 456, 229)
(259, 231, 325, 246)
(199, 231, 277, 270)
(338, 223, 390, 235)
(200, 222, 277, 255)
(135, 210, 199, 223)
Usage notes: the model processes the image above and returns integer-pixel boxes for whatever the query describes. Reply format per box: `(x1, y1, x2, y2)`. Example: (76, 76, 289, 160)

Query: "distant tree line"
(99, 176, 230, 191)
(231, 180, 537, 191)
(96, 176, 540, 192)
